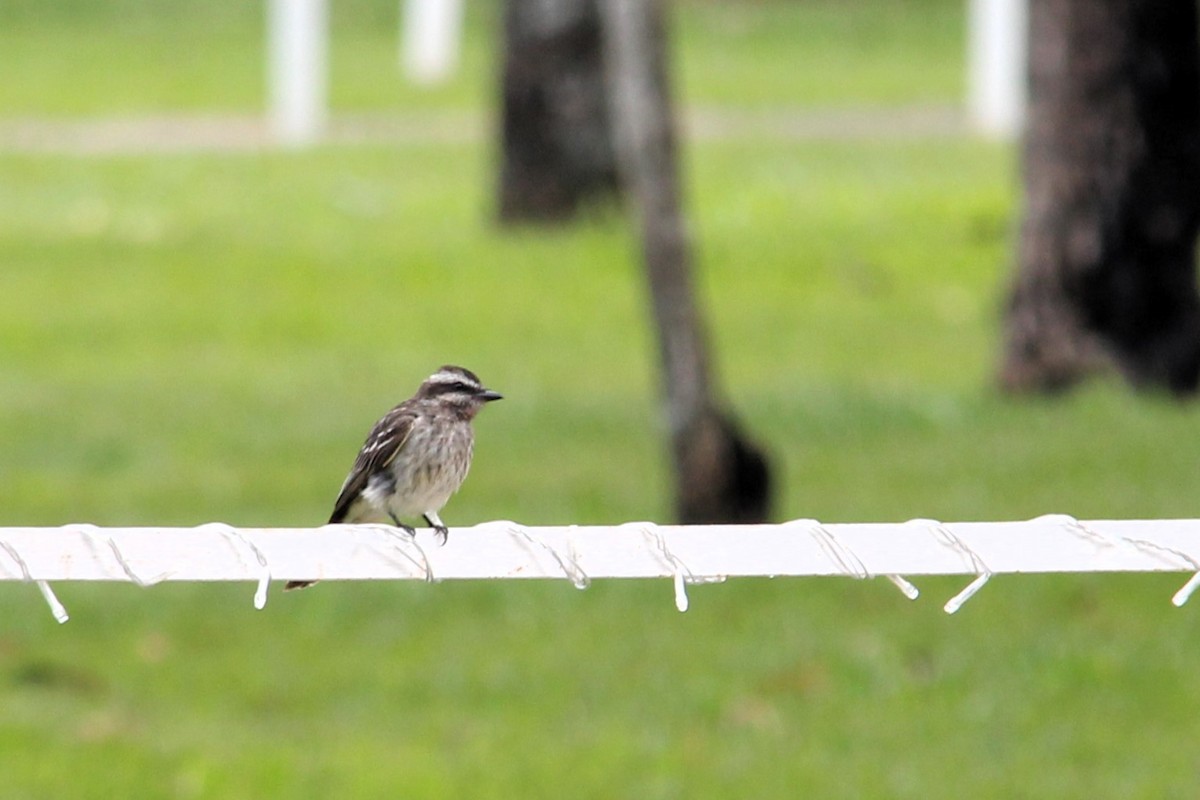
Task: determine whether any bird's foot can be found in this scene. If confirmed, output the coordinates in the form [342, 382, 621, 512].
[388, 513, 417, 538]
[423, 513, 449, 546]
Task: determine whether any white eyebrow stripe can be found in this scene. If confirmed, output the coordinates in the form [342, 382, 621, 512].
[427, 369, 478, 387]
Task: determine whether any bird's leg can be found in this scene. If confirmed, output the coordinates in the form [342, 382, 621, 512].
[387, 512, 417, 538]
[424, 511, 449, 546]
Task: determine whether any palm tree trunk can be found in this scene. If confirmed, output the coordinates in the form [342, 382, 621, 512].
[599, 0, 772, 522]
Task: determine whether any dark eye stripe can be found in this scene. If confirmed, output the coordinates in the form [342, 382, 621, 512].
[431, 380, 474, 395]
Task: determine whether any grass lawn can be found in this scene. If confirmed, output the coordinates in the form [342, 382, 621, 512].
[3, 1, 1200, 797]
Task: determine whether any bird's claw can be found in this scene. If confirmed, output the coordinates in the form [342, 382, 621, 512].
[434, 526, 449, 546]
[388, 514, 417, 538]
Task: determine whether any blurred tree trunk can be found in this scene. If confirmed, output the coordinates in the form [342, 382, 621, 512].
[1000, 0, 1200, 394]
[497, 0, 620, 223]
[599, 0, 772, 523]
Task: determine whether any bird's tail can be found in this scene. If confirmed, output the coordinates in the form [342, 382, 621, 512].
[284, 580, 317, 591]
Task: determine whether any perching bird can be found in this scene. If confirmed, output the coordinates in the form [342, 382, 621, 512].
[285, 365, 502, 590]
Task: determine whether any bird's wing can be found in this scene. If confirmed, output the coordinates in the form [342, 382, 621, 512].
[328, 406, 417, 524]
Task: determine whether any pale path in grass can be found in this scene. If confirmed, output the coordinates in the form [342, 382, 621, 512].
[0, 106, 966, 155]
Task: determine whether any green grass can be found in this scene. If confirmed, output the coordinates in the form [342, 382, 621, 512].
[675, 0, 964, 108]
[4, 1, 1200, 797]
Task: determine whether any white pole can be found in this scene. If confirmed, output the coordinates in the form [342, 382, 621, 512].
[967, 0, 1027, 138]
[402, 0, 463, 84]
[268, 0, 328, 146]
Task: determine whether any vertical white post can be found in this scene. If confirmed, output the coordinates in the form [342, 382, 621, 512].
[402, 0, 463, 84]
[268, 0, 328, 147]
[967, 0, 1027, 139]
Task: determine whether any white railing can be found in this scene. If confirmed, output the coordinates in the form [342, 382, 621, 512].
[967, 0, 1026, 137]
[4, 516, 1200, 623]
[264, 0, 1027, 146]
[267, 0, 328, 145]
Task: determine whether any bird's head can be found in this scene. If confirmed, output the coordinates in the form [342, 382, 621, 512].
[418, 365, 503, 418]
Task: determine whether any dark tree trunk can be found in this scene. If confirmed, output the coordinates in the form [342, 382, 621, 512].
[497, 0, 621, 223]
[599, 0, 772, 523]
[1000, 0, 1200, 394]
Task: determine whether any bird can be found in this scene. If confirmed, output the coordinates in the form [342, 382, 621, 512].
[285, 365, 502, 590]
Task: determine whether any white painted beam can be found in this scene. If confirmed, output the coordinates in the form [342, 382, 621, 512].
[402, 0, 463, 84]
[5, 516, 1200, 622]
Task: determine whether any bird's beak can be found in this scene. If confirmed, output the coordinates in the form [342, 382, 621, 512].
[479, 389, 504, 402]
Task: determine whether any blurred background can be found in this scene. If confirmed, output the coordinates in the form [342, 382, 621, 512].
[3, 0, 1200, 796]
